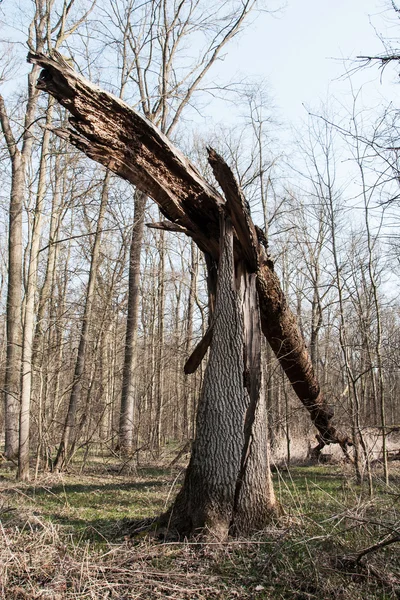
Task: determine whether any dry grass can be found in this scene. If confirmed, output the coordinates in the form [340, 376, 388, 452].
[0, 521, 229, 599]
[0, 458, 399, 599]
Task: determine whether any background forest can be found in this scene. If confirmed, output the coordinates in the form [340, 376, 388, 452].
[1, 0, 400, 478]
[1, 2, 400, 599]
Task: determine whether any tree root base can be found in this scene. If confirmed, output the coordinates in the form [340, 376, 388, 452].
[122, 501, 286, 543]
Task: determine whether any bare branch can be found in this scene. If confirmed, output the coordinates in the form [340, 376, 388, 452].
[146, 220, 191, 235]
[357, 53, 400, 66]
[184, 323, 213, 374]
[0, 95, 18, 161]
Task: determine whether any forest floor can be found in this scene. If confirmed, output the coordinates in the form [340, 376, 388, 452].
[0, 451, 399, 599]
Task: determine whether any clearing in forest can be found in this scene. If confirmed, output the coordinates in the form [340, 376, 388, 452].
[0, 456, 399, 599]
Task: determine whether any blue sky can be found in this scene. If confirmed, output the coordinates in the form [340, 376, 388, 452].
[213, 0, 399, 126]
[1, 0, 398, 129]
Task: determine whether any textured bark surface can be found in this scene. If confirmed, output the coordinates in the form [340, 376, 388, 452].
[164, 217, 276, 539]
[207, 148, 259, 271]
[233, 266, 278, 533]
[28, 51, 349, 448]
[233, 368, 277, 532]
[29, 52, 223, 256]
[256, 266, 347, 445]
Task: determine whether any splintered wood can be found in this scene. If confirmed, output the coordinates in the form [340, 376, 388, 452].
[28, 50, 350, 449]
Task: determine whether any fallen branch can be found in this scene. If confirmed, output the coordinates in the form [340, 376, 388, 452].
[356, 533, 400, 563]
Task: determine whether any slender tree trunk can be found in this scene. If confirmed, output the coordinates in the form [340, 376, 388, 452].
[31, 157, 62, 469]
[328, 192, 373, 491]
[48, 226, 70, 440]
[18, 97, 55, 481]
[364, 207, 388, 484]
[3, 153, 24, 460]
[32, 145, 63, 370]
[53, 171, 110, 470]
[119, 190, 147, 455]
[153, 227, 165, 451]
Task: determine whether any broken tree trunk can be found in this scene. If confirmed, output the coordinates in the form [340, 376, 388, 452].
[161, 216, 277, 539]
[27, 51, 349, 450]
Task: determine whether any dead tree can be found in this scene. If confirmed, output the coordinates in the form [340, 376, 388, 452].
[28, 51, 350, 536]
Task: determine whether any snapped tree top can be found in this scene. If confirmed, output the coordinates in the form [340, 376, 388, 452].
[28, 50, 350, 451]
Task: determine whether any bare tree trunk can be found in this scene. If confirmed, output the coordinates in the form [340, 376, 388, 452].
[119, 190, 146, 455]
[153, 227, 165, 451]
[17, 97, 56, 480]
[2, 151, 24, 460]
[0, 59, 41, 459]
[326, 185, 373, 491]
[46, 216, 72, 453]
[359, 161, 389, 485]
[53, 171, 110, 470]
[32, 144, 63, 370]
[183, 240, 197, 439]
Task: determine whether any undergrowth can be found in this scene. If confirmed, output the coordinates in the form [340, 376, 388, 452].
[0, 456, 399, 599]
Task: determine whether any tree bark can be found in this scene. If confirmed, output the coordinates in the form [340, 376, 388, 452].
[18, 96, 56, 481]
[162, 216, 277, 539]
[232, 265, 277, 533]
[118, 190, 146, 456]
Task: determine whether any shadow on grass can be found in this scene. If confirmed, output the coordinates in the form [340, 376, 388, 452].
[2, 477, 174, 542]
[49, 513, 146, 542]
[25, 479, 167, 497]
